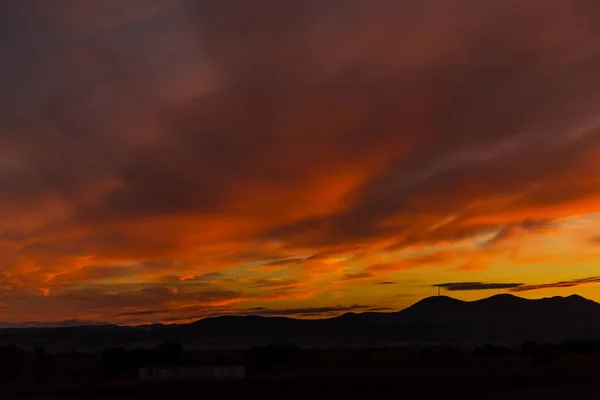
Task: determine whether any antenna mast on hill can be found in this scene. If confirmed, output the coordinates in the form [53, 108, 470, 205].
[437, 286, 440, 296]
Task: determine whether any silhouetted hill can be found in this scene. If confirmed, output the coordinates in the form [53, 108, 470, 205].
[4, 295, 600, 350]
[400, 295, 467, 316]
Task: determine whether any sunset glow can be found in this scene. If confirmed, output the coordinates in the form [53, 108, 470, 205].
[2, 0, 600, 327]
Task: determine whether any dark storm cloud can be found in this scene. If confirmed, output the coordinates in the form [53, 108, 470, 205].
[510, 277, 600, 292]
[434, 282, 524, 291]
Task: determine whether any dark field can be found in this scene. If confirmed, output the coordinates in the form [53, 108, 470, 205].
[6, 376, 600, 400]
[7, 362, 600, 400]
[5, 343, 600, 399]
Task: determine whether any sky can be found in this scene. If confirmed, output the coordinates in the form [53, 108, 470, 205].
[1, 0, 600, 327]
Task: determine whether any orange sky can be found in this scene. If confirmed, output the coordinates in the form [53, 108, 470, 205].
[2, 0, 600, 327]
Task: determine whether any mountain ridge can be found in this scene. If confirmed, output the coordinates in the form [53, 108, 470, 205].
[3, 294, 600, 350]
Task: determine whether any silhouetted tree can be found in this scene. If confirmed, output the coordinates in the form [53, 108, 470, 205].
[559, 339, 600, 354]
[304, 348, 320, 365]
[474, 344, 508, 358]
[521, 342, 555, 365]
[216, 353, 229, 366]
[520, 341, 539, 356]
[101, 347, 129, 377]
[421, 347, 442, 365]
[443, 347, 458, 363]
[354, 349, 370, 365]
[246, 344, 301, 368]
[0, 344, 27, 382]
[33, 347, 52, 390]
[155, 342, 187, 365]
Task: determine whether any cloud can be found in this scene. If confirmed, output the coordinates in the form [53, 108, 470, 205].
[368, 307, 394, 312]
[476, 219, 556, 248]
[237, 304, 372, 317]
[262, 258, 305, 267]
[244, 278, 300, 290]
[375, 281, 396, 285]
[0, 281, 245, 326]
[366, 251, 454, 275]
[589, 236, 600, 244]
[49, 265, 140, 285]
[64, 285, 243, 313]
[434, 282, 524, 291]
[116, 304, 373, 321]
[0, 319, 112, 329]
[435, 276, 600, 293]
[510, 277, 600, 292]
[343, 272, 374, 281]
[2, 0, 600, 324]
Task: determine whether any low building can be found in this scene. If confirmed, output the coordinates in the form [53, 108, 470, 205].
[212, 366, 245, 380]
[138, 366, 245, 382]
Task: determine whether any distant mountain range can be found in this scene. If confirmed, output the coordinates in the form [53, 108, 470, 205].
[3, 294, 600, 351]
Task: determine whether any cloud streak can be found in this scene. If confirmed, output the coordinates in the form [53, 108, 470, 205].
[510, 277, 600, 292]
[434, 282, 524, 291]
[114, 303, 373, 322]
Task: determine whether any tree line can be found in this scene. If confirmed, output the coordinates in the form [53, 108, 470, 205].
[2, 339, 600, 381]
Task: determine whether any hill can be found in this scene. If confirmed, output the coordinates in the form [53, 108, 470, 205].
[3, 294, 600, 350]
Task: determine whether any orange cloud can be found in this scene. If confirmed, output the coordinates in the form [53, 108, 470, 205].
[2, 0, 600, 325]
[510, 277, 600, 293]
[367, 251, 455, 275]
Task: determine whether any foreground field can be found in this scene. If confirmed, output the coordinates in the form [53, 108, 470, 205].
[7, 365, 600, 400]
[7, 382, 600, 400]
[5, 342, 600, 399]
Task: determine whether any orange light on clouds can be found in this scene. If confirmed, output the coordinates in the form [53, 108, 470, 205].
[2, 0, 600, 326]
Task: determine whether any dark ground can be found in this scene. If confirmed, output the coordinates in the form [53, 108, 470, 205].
[6, 365, 600, 400]
[6, 381, 600, 400]
[5, 342, 600, 399]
